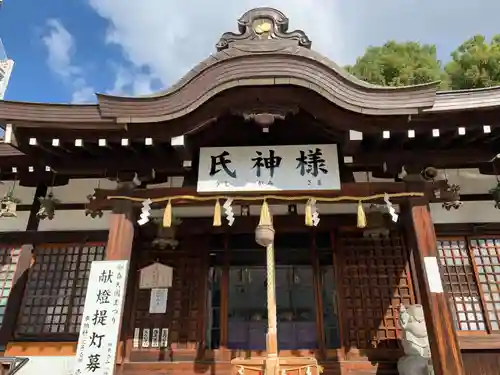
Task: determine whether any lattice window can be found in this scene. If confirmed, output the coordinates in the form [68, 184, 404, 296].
[339, 231, 414, 349]
[15, 243, 105, 338]
[437, 239, 485, 331]
[470, 238, 500, 331]
[437, 237, 500, 333]
[0, 246, 21, 326]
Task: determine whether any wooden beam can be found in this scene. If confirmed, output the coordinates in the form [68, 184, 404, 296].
[86, 181, 445, 212]
[341, 130, 363, 156]
[43, 154, 185, 175]
[351, 148, 497, 169]
[171, 135, 193, 169]
[402, 200, 465, 375]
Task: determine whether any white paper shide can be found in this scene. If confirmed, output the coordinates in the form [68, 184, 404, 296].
[73, 260, 129, 375]
[197, 144, 341, 192]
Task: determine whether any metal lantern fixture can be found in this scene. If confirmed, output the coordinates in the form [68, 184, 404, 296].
[0, 180, 21, 218]
[37, 192, 60, 220]
[441, 183, 463, 211]
[153, 216, 182, 249]
[363, 205, 390, 238]
[490, 182, 500, 209]
[490, 161, 500, 209]
[0, 192, 20, 218]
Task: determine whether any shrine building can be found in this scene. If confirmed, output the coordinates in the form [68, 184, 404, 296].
[1, 7, 500, 375]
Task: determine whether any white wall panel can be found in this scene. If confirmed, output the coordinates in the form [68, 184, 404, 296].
[0, 182, 35, 204]
[38, 210, 110, 231]
[51, 179, 117, 204]
[430, 201, 500, 224]
[0, 211, 30, 232]
[354, 168, 498, 195]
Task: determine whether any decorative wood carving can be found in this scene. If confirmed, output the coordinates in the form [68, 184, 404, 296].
[216, 8, 312, 51]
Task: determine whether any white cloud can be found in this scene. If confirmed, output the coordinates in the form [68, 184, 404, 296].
[42, 19, 95, 103]
[87, 0, 500, 96]
[107, 64, 157, 96]
[87, 0, 344, 95]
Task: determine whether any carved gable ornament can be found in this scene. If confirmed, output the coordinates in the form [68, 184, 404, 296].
[216, 7, 312, 51]
[139, 262, 173, 289]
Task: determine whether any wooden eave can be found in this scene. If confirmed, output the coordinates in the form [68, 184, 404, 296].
[95, 43, 440, 121]
[424, 87, 500, 113]
[2, 51, 500, 134]
[0, 101, 117, 127]
[1, 5, 500, 139]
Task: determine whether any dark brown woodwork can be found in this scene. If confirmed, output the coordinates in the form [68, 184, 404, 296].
[129, 236, 207, 362]
[462, 351, 500, 375]
[351, 149, 499, 170]
[25, 184, 48, 231]
[337, 230, 413, 358]
[0, 230, 109, 245]
[0, 245, 32, 347]
[15, 242, 106, 340]
[403, 201, 465, 375]
[3, 106, 500, 183]
[310, 233, 326, 358]
[219, 234, 229, 350]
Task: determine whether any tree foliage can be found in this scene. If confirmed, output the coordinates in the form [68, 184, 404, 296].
[445, 35, 500, 90]
[345, 35, 500, 90]
[345, 41, 446, 88]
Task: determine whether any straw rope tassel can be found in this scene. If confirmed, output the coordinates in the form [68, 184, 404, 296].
[163, 200, 172, 227]
[213, 199, 222, 227]
[305, 199, 313, 227]
[357, 201, 367, 228]
[258, 200, 272, 226]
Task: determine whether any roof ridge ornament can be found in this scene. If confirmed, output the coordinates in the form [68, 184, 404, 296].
[216, 7, 312, 51]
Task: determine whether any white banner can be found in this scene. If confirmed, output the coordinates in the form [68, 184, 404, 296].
[197, 144, 340, 192]
[73, 260, 129, 375]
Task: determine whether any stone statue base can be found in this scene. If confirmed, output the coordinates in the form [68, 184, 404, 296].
[398, 355, 434, 375]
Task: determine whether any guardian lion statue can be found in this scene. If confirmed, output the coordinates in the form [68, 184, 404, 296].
[397, 304, 434, 375]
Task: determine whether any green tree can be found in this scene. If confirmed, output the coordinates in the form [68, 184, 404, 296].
[445, 35, 500, 90]
[345, 41, 448, 88]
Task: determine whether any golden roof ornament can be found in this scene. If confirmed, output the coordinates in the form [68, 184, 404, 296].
[254, 21, 272, 35]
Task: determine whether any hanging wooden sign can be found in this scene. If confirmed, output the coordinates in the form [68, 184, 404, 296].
[139, 262, 173, 289]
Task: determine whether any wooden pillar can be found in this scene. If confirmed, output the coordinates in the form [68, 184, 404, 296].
[106, 199, 135, 260]
[402, 199, 465, 375]
[105, 182, 136, 368]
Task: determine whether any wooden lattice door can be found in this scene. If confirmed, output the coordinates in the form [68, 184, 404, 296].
[129, 236, 208, 361]
[337, 230, 415, 351]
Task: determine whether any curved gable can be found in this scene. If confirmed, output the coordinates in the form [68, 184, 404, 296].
[96, 7, 439, 122]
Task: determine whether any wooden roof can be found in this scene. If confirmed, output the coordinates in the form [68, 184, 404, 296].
[1, 7, 500, 184]
[1, 7, 500, 127]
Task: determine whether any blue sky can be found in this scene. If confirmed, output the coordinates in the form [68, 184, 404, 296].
[0, 0, 113, 103]
[1, 0, 499, 104]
